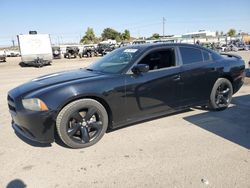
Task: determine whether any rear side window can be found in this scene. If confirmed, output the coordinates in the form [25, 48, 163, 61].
[202, 51, 211, 61]
[211, 52, 222, 61]
[179, 47, 203, 65]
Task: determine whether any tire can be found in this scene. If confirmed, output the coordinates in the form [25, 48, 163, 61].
[56, 99, 108, 148]
[209, 78, 233, 111]
[87, 52, 90, 58]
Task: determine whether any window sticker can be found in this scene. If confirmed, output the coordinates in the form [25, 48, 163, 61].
[124, 49, 138, 53]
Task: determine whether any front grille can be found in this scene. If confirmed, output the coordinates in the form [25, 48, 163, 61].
[7, 95, 16, 112]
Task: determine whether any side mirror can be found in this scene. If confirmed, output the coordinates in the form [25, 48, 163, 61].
[131, 64, 149, 74]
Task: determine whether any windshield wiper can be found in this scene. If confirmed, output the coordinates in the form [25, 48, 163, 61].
[86, 68, 94, 71]
[85, 68, 104, 74]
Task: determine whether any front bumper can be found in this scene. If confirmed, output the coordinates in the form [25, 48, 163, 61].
[8, 94, 55, 143]
[10, 111, 55, 143]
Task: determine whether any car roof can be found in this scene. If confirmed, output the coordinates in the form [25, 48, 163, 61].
[122, 43, 212, 52]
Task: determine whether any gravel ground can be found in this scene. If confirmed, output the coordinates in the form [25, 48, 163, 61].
[0, 52, 249, 188]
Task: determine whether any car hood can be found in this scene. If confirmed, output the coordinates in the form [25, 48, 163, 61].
[32, 69, 100, 84]
[9, 69, 102, 97]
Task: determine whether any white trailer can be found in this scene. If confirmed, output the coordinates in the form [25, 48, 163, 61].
[17, 34, 53, 67]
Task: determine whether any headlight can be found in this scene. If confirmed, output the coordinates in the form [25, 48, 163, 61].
[22, 98, 49, 111]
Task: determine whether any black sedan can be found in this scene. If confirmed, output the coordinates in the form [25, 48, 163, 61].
[8, 43, 245, 148]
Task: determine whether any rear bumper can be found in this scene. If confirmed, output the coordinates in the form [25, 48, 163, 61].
[233, 78, 244, 94]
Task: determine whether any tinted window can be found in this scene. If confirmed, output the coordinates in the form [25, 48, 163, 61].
[202, 51, 210, 61]
[180, 47, 203, 65]
[138, 49, 175, 71]
[211, 52, 222, 61]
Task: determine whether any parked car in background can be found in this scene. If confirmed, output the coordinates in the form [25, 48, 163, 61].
[64, 46, 80, 59]
[216, 44, 230, 52]
[200, 43, 216, 51]
[8, 43, 245, 149]
[96, 43, 115, 56]
[228, 44, 238, 52]
[0, 50, 6, 62]
[132, 40, 146, 45]
[5, 50, 20, 57]
[52, 46, 61, 59]
[119, 41, 131, 47]
[81, 45, 96, 58]
[237, 44, 249, 51]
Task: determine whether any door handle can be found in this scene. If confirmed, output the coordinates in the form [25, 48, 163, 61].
[173, 75, 181, 81]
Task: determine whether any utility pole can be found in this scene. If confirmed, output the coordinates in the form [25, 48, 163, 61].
[57, 35, 60, 45]
[162, 17, 166, 38]
[79, 33, 82, 43]
[11, 38, 15, 47]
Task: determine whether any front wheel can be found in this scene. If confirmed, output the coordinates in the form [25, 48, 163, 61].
[209, 78, 233, 111]
[56, 99, 108, 148]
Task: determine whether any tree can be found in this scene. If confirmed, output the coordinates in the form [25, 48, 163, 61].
[101, 28, 120, 40]
[115, 35, 122, 42]
[227, 29, 236, 37]
[80, 27, 96, 44]
[147, 33, 160, 40]
[121, 29, 130, 41]
[152, 33, 160, 39]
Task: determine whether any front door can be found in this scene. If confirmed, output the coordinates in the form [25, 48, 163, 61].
[124, 48, 182, 121]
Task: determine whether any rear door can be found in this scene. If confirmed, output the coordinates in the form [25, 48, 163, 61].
[178, 46, 218, 107]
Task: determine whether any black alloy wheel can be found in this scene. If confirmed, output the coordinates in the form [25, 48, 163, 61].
[215, 83, 231, 108]
[67, 108, 102, 143]
[56, 99, 108, 148]
[209, 78, 233, 110]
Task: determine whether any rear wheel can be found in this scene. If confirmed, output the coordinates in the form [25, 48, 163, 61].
[209, 78, 233, 111]
[56, 99, 108, 148]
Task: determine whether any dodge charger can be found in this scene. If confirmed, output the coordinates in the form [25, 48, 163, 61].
[8, 43, 245, 148]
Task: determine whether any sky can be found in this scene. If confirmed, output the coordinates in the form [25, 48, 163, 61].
[0, 0, 250, 46]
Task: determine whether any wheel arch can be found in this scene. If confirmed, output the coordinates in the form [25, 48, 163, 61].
[220, 74, 235, 93]
[56, 95, 113, 130]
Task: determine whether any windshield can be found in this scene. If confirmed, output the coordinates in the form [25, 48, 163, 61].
[87, 47, 141, 74]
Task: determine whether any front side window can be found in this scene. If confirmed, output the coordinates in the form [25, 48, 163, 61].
[179, 47, 203, 65]
[138, 49, 176, 71]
